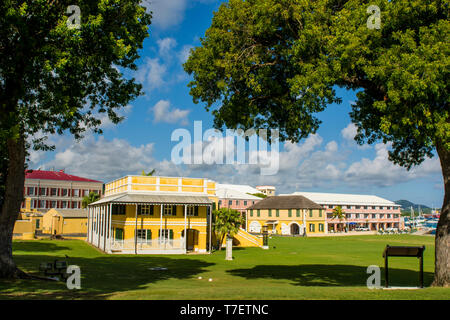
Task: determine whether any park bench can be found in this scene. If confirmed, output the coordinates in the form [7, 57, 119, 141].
[382, 245, 425, 288]
[39, 260, 69, 280]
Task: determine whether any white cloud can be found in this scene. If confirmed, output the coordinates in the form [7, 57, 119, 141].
[341, 123, 358, 142]
[178, 44, 194, 64]
[142, 0, 187, 30]
[136, 58, 167, 92]
[40, 135, 181, 182]
[343, 143, 441, 187]
[157, 37, 177, 57]
[341, 122, 371, 150]
[151, 100, 190, 125]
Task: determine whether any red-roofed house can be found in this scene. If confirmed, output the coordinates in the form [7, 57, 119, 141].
[23, 170, 103, 212]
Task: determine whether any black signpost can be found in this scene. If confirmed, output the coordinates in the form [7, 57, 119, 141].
[382, 245, 426, 288]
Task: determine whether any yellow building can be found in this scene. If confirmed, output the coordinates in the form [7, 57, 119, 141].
[88, 176, 218, 254]
[13, 198, 43, 240]
[246, 195, 327, 236]
[41, 209, 88, 237]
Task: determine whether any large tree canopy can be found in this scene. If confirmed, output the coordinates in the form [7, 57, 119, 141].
[184, 0, 449, 286]
[0, 0, 151, 278]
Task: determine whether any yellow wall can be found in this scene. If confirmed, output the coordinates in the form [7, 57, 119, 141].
[61, 218, 88, 234]
[110, 204, 209, 252]
[247, 208, 326, 235]
[42, 209, 87, 235]
[104, 176, 216, 197]
[14, 198, 43, 239]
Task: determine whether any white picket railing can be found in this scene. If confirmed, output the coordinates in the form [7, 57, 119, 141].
[111, 238, 185, 251]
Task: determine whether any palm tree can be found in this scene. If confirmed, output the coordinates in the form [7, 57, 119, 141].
[332, 206, 346, 232]
[81, 192, 100, 209]
[212, 208, 243, 255]
[141, 169, 156, 176]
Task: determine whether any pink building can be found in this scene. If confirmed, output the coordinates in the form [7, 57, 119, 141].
[216, 184, 262, 219]
[283, 192, 403, 232]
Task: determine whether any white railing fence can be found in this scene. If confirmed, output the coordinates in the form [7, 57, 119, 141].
[111, 238, 185, 251]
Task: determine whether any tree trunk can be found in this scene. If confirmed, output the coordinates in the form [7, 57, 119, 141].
[0, 134, 27, 279]
[432, 142, 450, 287]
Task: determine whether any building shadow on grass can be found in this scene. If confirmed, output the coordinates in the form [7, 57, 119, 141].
[12, 241, 72, 252]
[227, 264, 434, 287]
[0, 253, 215, 300]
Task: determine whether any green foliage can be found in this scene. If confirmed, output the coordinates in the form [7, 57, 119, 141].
[0, 0, 152, 145]
[332, 206, 346, 220]
[141, 169, 156, 176]
[184, 0, 449, 168]
[212, 208, 244, 249]
[81, 192, 100, 209]
[247, 192, 267, 198]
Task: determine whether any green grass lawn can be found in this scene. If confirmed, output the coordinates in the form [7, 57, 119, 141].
[1, 235, 449, 300]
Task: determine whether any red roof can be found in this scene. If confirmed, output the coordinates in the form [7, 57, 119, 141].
[25, 170, 102, 183]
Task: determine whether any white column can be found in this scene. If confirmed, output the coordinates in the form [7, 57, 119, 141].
[209, 205, 212, 254]
[184, 205, 187, 251]
[101, 206, 105, 251]
[103, 204, 108, 251]
[108, 203, 113, 253]
[135, 204, 138, 254]
[96, 206, 99, 244]
[160, 204, 163, 247]
[97, 206, 102, 248]
[86, 206, 91, 243]
[91, 206, 96, 243]
[93, 207, 96, 244]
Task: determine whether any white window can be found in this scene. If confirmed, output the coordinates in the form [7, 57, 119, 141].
[139, 205, 152, 215]
[163, 205, 176, 216]
[187, 206, 199, 216]
[28, 187, 35, 196]
[50, 188, 57, 196]
[136, 229, 151, 243]
[249, 221, 261, 233]
[62, 189, 68, 197]
[62, 201, 68, 209]
[51, 201, 57, 208]
[39, 200, 46, 208]
[39, 188, 46, 196]
[73, 189, 80, 197]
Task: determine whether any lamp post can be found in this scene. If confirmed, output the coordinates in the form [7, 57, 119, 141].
[262, 225, 269, 249]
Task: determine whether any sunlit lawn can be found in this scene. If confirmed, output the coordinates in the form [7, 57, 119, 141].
[0, 235, 448, 300]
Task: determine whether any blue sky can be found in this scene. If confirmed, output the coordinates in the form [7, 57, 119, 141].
[30, 0, 444, 208]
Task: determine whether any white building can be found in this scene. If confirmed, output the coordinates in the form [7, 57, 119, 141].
[281, 191, 403, 231]
[256, 185, 276, 196]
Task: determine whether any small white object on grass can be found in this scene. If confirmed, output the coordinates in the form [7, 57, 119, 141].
[149, 267, 168, 271]
[198, 276, 202, 280]
[208, 278, 213, 282]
